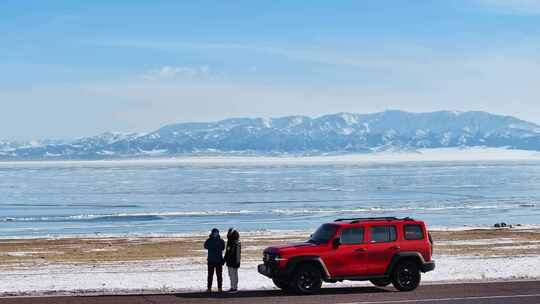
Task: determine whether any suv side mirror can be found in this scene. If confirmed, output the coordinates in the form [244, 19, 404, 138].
[332, 237, 341, 249]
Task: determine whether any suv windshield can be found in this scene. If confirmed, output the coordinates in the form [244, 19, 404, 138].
[309, 224, 338, 244]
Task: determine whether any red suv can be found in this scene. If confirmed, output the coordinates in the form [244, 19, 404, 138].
[258, 217, 435, 294]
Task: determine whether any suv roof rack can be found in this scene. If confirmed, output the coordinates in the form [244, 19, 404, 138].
[334, 217, 415, 223]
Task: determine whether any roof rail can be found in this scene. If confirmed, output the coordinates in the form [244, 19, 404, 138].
[334, 217, 399, 222]
[334, 217, 416, 223]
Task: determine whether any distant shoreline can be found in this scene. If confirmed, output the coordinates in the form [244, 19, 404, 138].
[1, 225, 540, 240]
[1, 147, 540, 165]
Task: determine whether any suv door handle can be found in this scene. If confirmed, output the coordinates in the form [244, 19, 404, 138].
[355, 248, 367, 252]
[390, 246, 400, 250]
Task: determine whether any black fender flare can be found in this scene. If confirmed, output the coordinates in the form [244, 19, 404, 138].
[385, 252, 426, 276]
[284, 256, 331, 280]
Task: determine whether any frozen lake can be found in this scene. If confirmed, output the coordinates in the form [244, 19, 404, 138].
[1, 157, 540, 237]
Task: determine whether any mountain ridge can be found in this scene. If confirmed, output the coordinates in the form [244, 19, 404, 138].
[2, 110, 540, 160]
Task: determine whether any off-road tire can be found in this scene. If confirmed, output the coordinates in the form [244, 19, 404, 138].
[370, 278, 391, 287]
[291, 264, 322, 295]
[391, 261, 421, 291]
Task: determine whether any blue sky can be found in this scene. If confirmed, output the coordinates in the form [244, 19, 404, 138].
[1, 0, 540, 139]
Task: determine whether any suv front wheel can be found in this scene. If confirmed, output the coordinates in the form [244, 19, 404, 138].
[291, 264, 322, 294]
[391, 261, 421, 291]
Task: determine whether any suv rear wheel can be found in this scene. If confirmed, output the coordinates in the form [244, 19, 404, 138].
[370, 278, 391, 287]
[391, 261, 421, 291]
[291, 264, 322, 294]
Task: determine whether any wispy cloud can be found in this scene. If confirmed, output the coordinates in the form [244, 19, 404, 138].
[478, 0, 540, 15]
[109, 40, 263, 52]
[105, 39, 437, 71]
[140, 65, 211, 80]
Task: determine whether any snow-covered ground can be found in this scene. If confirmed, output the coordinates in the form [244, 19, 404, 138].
[1, 254, 539, 296]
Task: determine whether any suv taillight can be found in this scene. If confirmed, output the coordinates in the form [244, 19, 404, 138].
[428, 232, 434, 254]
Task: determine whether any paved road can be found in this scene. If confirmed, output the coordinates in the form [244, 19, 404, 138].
[1, 281, 539, 304]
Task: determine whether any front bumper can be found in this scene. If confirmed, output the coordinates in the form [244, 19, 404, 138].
[258, 264, 273, 278]
[421, 260, 436, 273]
[258, 263, 290, 279]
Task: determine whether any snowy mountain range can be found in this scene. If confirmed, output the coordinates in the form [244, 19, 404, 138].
[2, 110, 540, 160]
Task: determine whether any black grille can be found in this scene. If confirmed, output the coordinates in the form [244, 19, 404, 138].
[263, 252, 278, 264]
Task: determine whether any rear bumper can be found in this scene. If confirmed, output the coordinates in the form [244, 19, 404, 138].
[421, 260, 436, 273]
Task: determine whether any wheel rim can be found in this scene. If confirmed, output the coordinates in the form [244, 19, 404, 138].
[298, 271, 315, 290]
[398, 266, 417, 288]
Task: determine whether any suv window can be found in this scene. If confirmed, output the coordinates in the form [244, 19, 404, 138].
[340, 227, 364, 244]
[309, 224, 338, 244]
[404, 224, 424, 240]
[370, 225, 397, 243]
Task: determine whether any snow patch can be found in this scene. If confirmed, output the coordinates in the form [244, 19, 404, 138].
[97, 150, 116, 156]
[441, 132, 452, 146]
[362, 122, 370, 133]
[341, 128, 354, 135]
[262, 118, 272, 128]
[437, 238, 518, 246]
[137, 149, 168, 156]
[44, 152, 61, 158]
[341, 113, 359, 125]
[415, 129, 429, 138]
[288, 117, 304, 127]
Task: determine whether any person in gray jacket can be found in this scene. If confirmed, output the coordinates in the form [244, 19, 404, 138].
[204, 228, 225, 292]
[224, 228, 241, 293]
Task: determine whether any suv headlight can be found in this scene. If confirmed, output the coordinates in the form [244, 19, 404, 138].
[263, 252, 286, 263]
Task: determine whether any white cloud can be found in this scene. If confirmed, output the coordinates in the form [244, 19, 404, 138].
[478, 0, 540, 15]
[140, 65, 211, 80]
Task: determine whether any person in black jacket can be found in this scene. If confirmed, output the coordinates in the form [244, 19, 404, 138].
[204, 228, 225, 292]
[224, 228, 241, 293]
